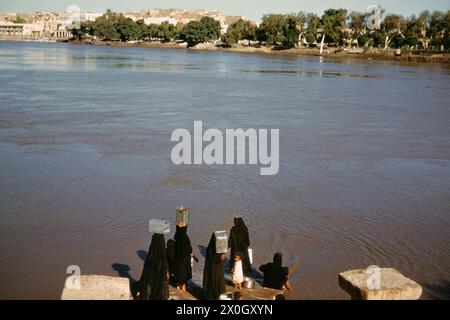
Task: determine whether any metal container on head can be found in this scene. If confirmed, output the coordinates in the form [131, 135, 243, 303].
[214, 230, 228, 254]
[176, 207, 190, 227]
[148, 219, 170, 235]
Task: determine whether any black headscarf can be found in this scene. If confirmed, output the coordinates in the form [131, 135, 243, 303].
[137, 233, 169, 300]
[273, 252, 283, 265]
[203, 233, 225, 300]
[259, 252, 289, 290]
[174, 225, 193, 286]
[228, 217, 251, 272]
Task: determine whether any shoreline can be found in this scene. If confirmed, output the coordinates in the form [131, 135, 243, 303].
[67, 40, 450, 64]
[2, 38, 449, 64]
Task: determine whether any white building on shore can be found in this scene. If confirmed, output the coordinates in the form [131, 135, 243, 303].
[0, 8, 245, 39]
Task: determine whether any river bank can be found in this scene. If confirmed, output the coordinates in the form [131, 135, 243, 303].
[65, 39, 450, 64]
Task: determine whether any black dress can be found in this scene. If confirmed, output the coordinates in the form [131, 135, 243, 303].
[203, 233, 225, 300]
[137, 233, 169, 300]
[228, 217, 251, 272]
[259, 253, 289, 290]
[166, 239, 177, 286]
[174, 225, 193, 286]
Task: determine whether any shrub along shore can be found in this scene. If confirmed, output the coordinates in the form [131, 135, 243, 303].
[66, 8, 450, 63]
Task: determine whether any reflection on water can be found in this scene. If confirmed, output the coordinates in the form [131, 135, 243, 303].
[240, 69, 379, 78]
[0, 41, 450, 299]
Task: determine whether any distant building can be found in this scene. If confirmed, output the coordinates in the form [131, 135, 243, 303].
[81, 12, 103, 22]
[0, 22, 25, 37]
[143, 17, 178, 25]
[23, 21, 44, 37]
[0, 21, 45, 38]
[124, 8, 244, 33]
[0, 8, 245, 39]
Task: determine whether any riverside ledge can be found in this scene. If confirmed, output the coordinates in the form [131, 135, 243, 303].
[61, 274, 284, 300]
[61, 275, 132, 300]
[338, 268, 422, 300]
[61, 269, 422, 300]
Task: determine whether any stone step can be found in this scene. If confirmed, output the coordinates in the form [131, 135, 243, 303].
[338, 267, 422, 300]
[61, 274, 284, 300]
[61, 275, 132, 300]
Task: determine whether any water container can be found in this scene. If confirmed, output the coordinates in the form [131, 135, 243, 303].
[214, 231, 228, 254]
[148, 219, 170, 234]
[219, 292, 233, 300]
[176, 207, 189, 227]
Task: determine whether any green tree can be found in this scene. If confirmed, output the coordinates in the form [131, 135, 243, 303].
[321, 9, 348, 46]
[180, 17, 221, 47]
[258, 14, 286, 44]
[221, 30, 238, 46]
[135, 19, 148, 40]
[369, 29, 387, 48]
[174, 22, 185, 40]
[428, 10, 450, 49]
[157, 21, 177, 42]
[382, 14, 406, 48]
[305, 13, 321, 45]
[416, 11, 431, 47]
[293, 12, 308, 43]
[349, 11, 368, 46]
[283, 15, 300, 48]
[258, 13, 310, 47]
[91, 9, 120, 41]
[200, 16, 222, 40]
[145, 23, 159, 40]
[180, 21, 204, 46]
[402, 14, 428, 48]
[69, 21, 92, 40]
[14, 15, 27, 24]
[221, 19, 257, 46]
[114, 16, 140, 41]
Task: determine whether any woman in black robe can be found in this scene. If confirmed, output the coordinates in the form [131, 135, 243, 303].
[228, 217, 251, 273]
[203, 233, 225, 300]
[136, 233, 169, 300]
[166, 239, 177, 286]
[259, 252, 292, 291]
[174, 225, 193, 291]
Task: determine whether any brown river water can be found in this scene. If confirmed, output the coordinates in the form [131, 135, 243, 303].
[0, 41, 449, 299]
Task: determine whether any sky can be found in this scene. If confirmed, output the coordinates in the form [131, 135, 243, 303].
[0, 0, 449, 21]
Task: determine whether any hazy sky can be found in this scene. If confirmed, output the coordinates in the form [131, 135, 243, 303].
[0, 0, 449, 21]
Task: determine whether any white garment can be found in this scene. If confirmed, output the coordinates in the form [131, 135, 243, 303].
[232, 260, 244, 284]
